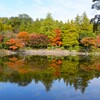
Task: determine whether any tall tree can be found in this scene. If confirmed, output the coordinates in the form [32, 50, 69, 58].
[19, 14, 33, 33]
[32, 19, 42, 33]
[62, 20, 79, 48]
[79, 12, 94, 41]
[9, 17, 20, 33]
[51, 29, 62, 46]
[91, 0, 100, 33]
[40, 13, 57, 39]
[9, 14, 33, 33]
[0, 18, 12, 32]
[75, 15, 81, 34]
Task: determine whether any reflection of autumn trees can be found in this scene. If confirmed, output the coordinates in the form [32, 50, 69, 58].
[0, 56, 100, 93]
[0, 67, 3, 72]
[95, 61, 100, 71]
[50, 59, 62, 77]
[6, 57, 31, 73]
[80, 58, 100, 71]
[5, 56, 50, 73]
[60, 56, 87, 93]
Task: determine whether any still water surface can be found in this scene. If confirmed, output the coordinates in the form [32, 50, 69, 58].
[0, 55, 100, 100]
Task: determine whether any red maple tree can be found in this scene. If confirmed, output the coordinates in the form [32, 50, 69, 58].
[51, 29, 62, 46]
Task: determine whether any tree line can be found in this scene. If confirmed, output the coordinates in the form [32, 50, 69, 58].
[0, 12, 100, 51]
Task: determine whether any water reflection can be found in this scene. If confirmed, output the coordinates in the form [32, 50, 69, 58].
[0, 55, 100, 95]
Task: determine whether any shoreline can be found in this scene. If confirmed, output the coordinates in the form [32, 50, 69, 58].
[0, 50, 16, 57]
[18, 49, 89, 56]
[0, 49, 100, 57]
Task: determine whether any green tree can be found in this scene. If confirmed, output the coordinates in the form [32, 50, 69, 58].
[0, 18, 12, 32]
[0, 21, 4, 32]
[40, 13, 57, 39]
[75, 15, 82, 35]
[19, 14, 33, 33]
[32, 18, 42, 34]
[78, 12, 94, 41]
[8, 14, 33, 33]
[62, 20, 79, 48]
[19, 22, 26, 32]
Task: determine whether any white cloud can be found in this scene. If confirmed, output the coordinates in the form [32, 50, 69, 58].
[0, 0, 99, 22]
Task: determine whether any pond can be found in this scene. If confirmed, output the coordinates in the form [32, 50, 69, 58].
[0, 55, 100, 100]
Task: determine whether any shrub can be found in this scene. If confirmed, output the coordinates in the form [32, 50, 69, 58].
[28, 34, 50, 48]
[5, 38, 24, 50]
[17, 32, 30, 45]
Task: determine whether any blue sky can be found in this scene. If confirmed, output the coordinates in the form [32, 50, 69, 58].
[0, 0, 98, 22]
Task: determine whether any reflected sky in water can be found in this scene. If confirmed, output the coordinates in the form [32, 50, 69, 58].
[0, 78, 100, 100]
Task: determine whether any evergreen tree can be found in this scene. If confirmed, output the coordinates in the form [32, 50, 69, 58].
[75, 15, 81, 34]
[32, 19, 42, 34]
[79, 12, 94, 40]
[91, 0, 100, 33]
[40, 13, 57, 39]
[62, 20, 79, 48]
[19, 22, 26, 32]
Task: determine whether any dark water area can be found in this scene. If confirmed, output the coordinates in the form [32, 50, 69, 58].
[0, 55, 100, 100]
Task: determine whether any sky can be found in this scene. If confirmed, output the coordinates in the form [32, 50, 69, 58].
[0, 0, 99, 22]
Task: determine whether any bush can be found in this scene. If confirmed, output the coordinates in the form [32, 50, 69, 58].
[17, 32, 30, 45]
[28, 34, 50, 48]
[5, 38, 24, 50]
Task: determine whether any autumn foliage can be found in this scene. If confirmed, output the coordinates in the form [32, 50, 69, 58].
[51, 29, 62, 46]
[80, 60, 100, 71]
[0, 35, 3, 43]
[17, 32, 30, 45]
[95, 34, 100, 47]
[50, 59, 62, 76]
[5, 38, 24, 50]
[6, 57, 31, 73]
[28, 34, 50, 48]
[81, 37, 96, 47]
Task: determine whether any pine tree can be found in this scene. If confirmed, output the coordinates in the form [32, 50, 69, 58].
[91, 0, 100, 33]
[79, 12, 94, 40]
[32, 19, 42, 34]
[40, 13, 57, 39]
[62, 20, 79, 48]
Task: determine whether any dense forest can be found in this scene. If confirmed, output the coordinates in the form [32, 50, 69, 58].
[0, 0, 99, 52]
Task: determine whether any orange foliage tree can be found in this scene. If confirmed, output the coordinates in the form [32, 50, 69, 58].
[51, 29, 62, 46]
[5, 38, 24, 50]
[81, 37, 96, 51]
[17, 32, 30, 45]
